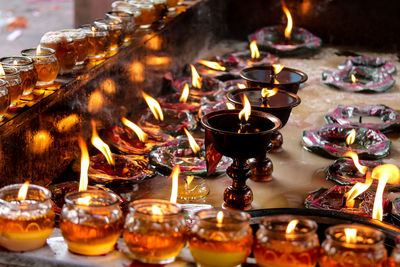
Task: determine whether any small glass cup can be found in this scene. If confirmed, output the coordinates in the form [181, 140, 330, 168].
[319, 224, 387, 267]
[79, 25, 110, 60]
[0, 79, 9, 120]
[0, 66, 23, 108]
[112, 1, 143, 28]
[21, 47, 59, 88]
[0, 57, 37, 100]
[131, 2, 157, 28]
[188, 208, 253, 267]
[0, 183, 55, 251]
[60, 29, 89, 66]
[40, 31, 77, 75]
[106, 11, 136, 46]
[254, 215, 319, 267]
[152, 0, 167, 19]
[60, 190, 123, 256]
[94, 19, 125, 55]
[123, 199, 186, 264]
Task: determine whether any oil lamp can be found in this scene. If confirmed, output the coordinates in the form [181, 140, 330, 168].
[319, 224, 387, 266]
[253, 216, 319, 267]
[240, 65, 307, 94]
[0, 65, 23, 110]
[227, 87, 300, 181]
[159, 83, 202, 113]
[188, 209, 253, 267]
[0, 79, 10, 120]
[0, 182, 55, 251]
[231, 40, 278, 67]
[338, 56, 396, 75]
[201, 95, 281, 210]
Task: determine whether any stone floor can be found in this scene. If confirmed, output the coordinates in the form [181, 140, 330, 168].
[0, 0, 73, 58]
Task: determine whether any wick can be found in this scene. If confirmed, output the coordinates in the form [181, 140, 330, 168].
[359, 116, 362, 123]
[270, 67, 275, 84]
[262, 96, 269, 107]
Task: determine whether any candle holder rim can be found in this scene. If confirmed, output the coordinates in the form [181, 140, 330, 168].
[240, 66, 308, 85]
[106, 10, 134, 18]
[59, 29, 87, 38]
[64, 189, 120, 208]
[0, 79, 8, 87]
[194, 208, 250, 225]
[21, 47, 56, 57]
[227, 87, 301, 110]
[0, 56, 34, 66]
[324, 223, 386, 247]
[128, 199, 182, 217]
[201, 109, 282, 136]
[0, 66, 19, 76]
[0, 183, 52, 209]
[259, 215, 318, 237]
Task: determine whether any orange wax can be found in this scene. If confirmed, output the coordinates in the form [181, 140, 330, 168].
[123, 230, 186, 261]
[253, 240, 319, 267]
[60, 218, 123, 256]
[188, 234, 253, 267]
[0, 210, 54, 252]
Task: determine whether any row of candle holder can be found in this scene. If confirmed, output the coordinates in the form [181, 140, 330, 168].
[1, 182, 399, 266]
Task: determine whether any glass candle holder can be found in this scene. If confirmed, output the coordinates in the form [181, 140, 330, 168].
[0, 56, 38, 99]
[188, 209, 253, 267]
[106, 11, 136, 46]
[166, 0, 180, 12]
[59, 29, 89, 66]
[123, 199, 186, 264]
[94, 19, 125, 56]
[0, 66, 22, 108]
[0, 184, 55, 251]
[319, 224, 387, 266]
[112, 1, 143, 28]
[79, 25, 110, 60]
[60, 190, 123, 256]
[0, 79, 9, 120]
[40, 31, 77, 75]
[21, 47, 59, 88]
[152, 0, 167, 19]
[254, 215, 319, 267]
[131, 2, 157, 28]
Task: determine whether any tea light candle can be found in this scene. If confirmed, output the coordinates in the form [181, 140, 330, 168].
[188, 209, 253, 267]
[123, 199, 186, 264]
[60, 190, 123, 256]
[253, 215, 319, 267]
[319, 224, 387, 266]
[0, 182, 55, 251]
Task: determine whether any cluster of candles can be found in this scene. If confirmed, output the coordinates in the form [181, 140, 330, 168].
[0, 0, 184, 121]
[1, 178, 399, 267]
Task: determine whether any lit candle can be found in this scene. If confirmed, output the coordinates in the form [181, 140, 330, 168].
[188, 209, 253, 267]
[319, 224, 387, 266]
[253, 216, 319, 267]
[0, 182, 55, 251]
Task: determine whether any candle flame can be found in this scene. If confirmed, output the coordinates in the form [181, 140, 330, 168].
[36, 44, 42, 56]
[17, 181, 30, 201]
[184, 128, 200, 154]
[282, 1, 293, 39]
[285, 219, 299, 234]
[122, 117, 148, 143]
[180, 83, 190, 103]
[91, 120, 115, 166]
[190, 64, 202, 89]
[372, 164, 400, 221]
[343, 151, 368, 175]
[345, 172, 373, 208]
[78, 136, 89, 192]
[186, 175, 194, 187]
[91, 26, 96, 32]
[142, 91, 164, 121]
[197, 60, 226, 71]
[346, 129, 356, 146]
[237, 83, 246, 89]
[272, 64, 284, 76]
[152, 205, 163, 215]
[0, 63, 5, 76]
[261, 88, 278, 98]
[351, 74, 358, 83]
[249, 40, 260, 59]
[170, 165, 180, 203]
[238, 94, 251, 122]
[345, 228, 357, 244]
[226, 102, 235, 110]
[76, 196, 92, 205]
[216, 211, 224, 224]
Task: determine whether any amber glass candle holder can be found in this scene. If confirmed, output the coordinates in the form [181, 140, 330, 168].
[79, 25, 110, 61]
[188, 209, 253, 267]
[254, 215, 319, 267]
[0, 79, 9, 120]
[0, 56, 37, 100]
[123, 199, 186, 264]
[131, 2, 157, 28]
[21, 47, 59, 88]
[59, 29, 89, 66]
[60, 190, 123, 256]
[112, 1, 143, 28]
[319, 224, 387, 266]
[40, 31, 77, 75]
[106, 11, 136, 46]
[0, 66, 22, 108]
[0, 184, 55, 252]
[153, 0, 167, 19]
[94, 19, 125, 56]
